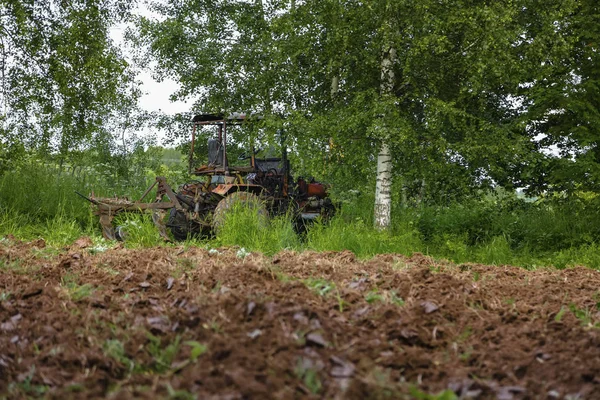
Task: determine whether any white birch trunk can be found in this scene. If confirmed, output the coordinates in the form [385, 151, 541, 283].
[374, 141, 392, 229]
[374, 46, 396, 230]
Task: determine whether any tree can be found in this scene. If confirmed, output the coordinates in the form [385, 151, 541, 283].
[518, 0, 600, 194]
[133, 0, 592, 224]
[0, 0, 139, 168]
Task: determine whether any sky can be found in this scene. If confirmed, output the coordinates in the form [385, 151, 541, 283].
[110, 10, 190, 145]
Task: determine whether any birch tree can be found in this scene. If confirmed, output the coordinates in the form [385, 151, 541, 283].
[374, 17, 395, 229]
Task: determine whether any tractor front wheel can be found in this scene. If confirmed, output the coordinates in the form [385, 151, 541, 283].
[167, 208, 202, 241]
[212, 191, 268, 234]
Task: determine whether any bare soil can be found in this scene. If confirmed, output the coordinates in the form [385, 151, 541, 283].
[1, 236, 600, 399]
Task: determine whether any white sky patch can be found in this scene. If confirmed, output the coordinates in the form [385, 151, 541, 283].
[109, 6, 192, 145]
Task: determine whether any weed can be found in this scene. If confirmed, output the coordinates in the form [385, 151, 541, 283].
[0, 291, 10, 301]
[103, 339, 136, 372]
[175, 257, 196, 278]
[145, 333, 182, 373]
[388, 291, 405, 306]
[7, 366, 49, 397]
[211, 281, 222, 293]
[275, 271, 295, 284]
[365, 289, 404, 306]
[409, 386, 458, 400]
[459, 346, 473, 361]
[61, 274, 95, 301]
[303, 277, 335, 296]
[333, 287, 347, 312]
[429, 265, 443, 273]
[503, 298, 516, 306]
[66, 383, 85, 392]
[166, 384, 197, 400]
[236, 247, 250, 258]
[184, 341, 208, 362]
[203, 319, 222, 334]
[569, 304, 600, 328]
[366, 367, 398, 398]
[554, 306, 567, 322]
[0, 259, 26, 274]
[293, 330, 307, 346]
[100, 265, 120, 276]
[89, 238, 111, 254]
[366, 290, 384, 304]
[48, 346, 64, 356]
[294, 358, 322, 394]
[457, 326, 472, 342]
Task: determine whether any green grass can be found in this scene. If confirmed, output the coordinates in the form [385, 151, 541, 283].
[113, 213, 165, 248]
[306, 215, 422, 258]
[294, 357, 322, 394]
[145, 332, 181, 373]
[214, 201, 300, 256]
[4, 164, 600, 271]
[61, 274, 96, 301]
[103, 339, 136, 372]
[303, 277, 336, 296]
[5, 366, 49, 397]
[365, 289, 404, 306]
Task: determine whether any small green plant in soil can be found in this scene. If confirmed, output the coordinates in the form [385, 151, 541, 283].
[409, 386, 458, 400]
[145, 333, 182, 373]
[303, 277, 335, 296]
[569, 304, 600, 328]
[554, 306, 567, 322]
[184, 341, 208, 362]
[203, 319, 222, 334]
[61, 274, 95, 301]
[0, 259, 27, 274]
[103, 339, 136, 372]
[365, 289, 405, 306]
[293, 358, 322, 395]
[7, 366, 49, 397]
[166, 384, 197, 400]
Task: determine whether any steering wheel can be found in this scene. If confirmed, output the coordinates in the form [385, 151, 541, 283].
[266, 168, 279, 177]
[238, 147, 263, 160]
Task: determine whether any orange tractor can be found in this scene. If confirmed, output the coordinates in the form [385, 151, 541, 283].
[80, 113, 335, 241]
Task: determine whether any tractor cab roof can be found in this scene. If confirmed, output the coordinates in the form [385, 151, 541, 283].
[192, 112, 263, 123]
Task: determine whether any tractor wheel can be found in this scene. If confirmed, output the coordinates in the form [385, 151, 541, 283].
[167, 208, 196, 241]
[212, 191, 268, 234]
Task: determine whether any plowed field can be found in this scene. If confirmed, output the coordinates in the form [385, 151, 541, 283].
[1, 237, 600, 399]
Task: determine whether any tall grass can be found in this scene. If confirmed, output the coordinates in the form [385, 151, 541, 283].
[3, 163, 600, 270]
[306, 216, 422, 258]
[112, 213, 165, 248]
[0, 159, 162, 243]
[214, 202, 300, 255]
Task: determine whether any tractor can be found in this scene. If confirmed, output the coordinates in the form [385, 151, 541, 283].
[81, 113, 335, 241]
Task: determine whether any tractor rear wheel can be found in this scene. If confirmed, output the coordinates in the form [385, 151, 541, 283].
[212, 191, 268, 234]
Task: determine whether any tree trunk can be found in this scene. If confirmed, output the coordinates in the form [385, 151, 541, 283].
[374, 141, 392, 228]
[374, 46, 396, 230]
